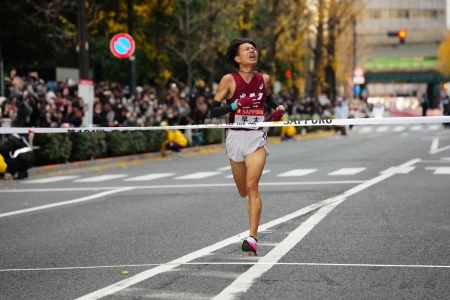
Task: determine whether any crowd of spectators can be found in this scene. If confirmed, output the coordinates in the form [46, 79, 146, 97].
[1, 69, 345, 131]
[0, 69, 219, 129]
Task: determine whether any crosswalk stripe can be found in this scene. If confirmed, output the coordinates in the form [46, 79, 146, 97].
[24, 176, 80, 184]
[328, 168, 366, 176]
[359, 127, 372, 133]
[217, 166, 231, 171]
[425, 167, 450, 174]
[74, 175, 128, 182]
[124, 173, 175, 181]
[393, 126, 405, 132]
[175, 172, 221, 179]
[225, 170, 270, 179]
[376, 126, 389, 132]
[277, 169, 317, 177]
[428, 125, 439, 130]
[410, 125, 423, 131]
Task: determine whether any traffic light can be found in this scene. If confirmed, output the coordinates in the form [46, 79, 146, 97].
[398, 29, 406, 44]
[285, 70, 292, 78]
[387, 29, 407, 44]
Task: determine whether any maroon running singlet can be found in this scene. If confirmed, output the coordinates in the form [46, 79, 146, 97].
[226, 72, 267, 127]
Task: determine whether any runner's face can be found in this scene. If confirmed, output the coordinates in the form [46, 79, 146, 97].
[236, 43, 258, 66]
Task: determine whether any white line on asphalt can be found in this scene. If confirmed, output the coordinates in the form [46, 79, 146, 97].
[123, 173, 175, 181]
[425, 167, 450, 174]
[216, 166, 231, 171]
[277, 169, 317, 177]
[0, 188, 134, 218]
[74, 174, 128, 182]
[23, 176, 80, 183]
[213, 199, 345, 300]
[429, 137, 450, 154]
[393, 126, 405, 132]
[175, 172, 222, 179]
[73, 199, 341, 300]
[328, 168, 366, 176]
[3, 262, 450, 272]
[226, 170, 270, 178]
[376, 126, 389, 132]
[0, 181, 366, 193]
[213, 158, 421, 300]
[74, 159, 420, 300]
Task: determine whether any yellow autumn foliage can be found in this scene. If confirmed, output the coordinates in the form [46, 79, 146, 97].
[437, 33, 450, 76]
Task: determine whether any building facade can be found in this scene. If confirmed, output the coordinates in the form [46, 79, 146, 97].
[356, 0, 448, 106]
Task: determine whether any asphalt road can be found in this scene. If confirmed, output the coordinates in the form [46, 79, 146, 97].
[1, 124, 450, 300]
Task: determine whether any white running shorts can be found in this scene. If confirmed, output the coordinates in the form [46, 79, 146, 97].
[225, 129, 269, 162]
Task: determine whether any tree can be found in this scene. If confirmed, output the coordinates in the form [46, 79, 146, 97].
[437, 33, 450, 76]
[166, 0, 208, 89]
[324, 0, 360, 102]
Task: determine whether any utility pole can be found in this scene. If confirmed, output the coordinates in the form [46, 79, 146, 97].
[77, 0, 90, 79]
[0, 43, 4, 97]
[352, 17, 358, 99]
[352, 18, 357, 71]
[128, 0, 136, 95]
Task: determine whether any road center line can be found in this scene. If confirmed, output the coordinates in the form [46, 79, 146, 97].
[0, 188, 134, 218]
[75, 159, 420, 300]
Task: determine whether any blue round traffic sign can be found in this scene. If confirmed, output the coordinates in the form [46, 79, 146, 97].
[110, 33, 135, 59]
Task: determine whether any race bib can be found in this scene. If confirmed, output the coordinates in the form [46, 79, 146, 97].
[235, 108, 264, 129]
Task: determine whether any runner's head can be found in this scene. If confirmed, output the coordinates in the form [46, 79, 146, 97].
[227, 38, 258, 69]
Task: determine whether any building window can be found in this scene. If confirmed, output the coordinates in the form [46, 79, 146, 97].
[398, 10, 409, 19]
[369, 10, 381, 19]
[367, 9, 443, 20]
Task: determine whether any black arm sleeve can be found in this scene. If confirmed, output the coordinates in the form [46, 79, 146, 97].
[265, 94, 279, 110]
[210, 100, 234, 118]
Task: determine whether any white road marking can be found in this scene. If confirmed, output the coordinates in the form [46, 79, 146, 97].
[23, 176, 80, 184]
[213, 159, 420, 300]
[410, 125, 423, 131]
[75, 159, 419, 300]
[225, 170, 270, 179]
[175, 172, 221, 179]
[3, 262, 450, 272]
[393, 126, 405, 132]
[74, 174, 128, 182]
[117, 289, 212, 300]
[277, 169, 317, 177]
[0, 188, 134, 218]
[429, 137, 450, 154]
[213, 198, 344, 300]
[217, 166, 231, 171]
[124, 173, 175, 181]
[328, 168, 366, 176]
[1, 181, 366, 194]
[376, 126, 389, 132]
[358, 126, 372, 133]
[428, 125, 440, 130]
[74, 199, 334, 300]
[425, 167, 450, 174]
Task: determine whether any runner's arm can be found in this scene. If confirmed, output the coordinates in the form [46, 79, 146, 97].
[210, 100, 235, 118]
[210, 75, 235, 118]
[263, 74, 285, 111]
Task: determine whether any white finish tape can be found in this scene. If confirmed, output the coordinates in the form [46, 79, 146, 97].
[0, 116, 449, 134]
